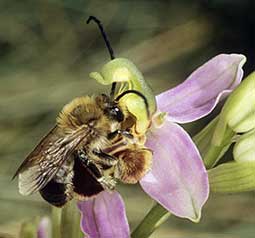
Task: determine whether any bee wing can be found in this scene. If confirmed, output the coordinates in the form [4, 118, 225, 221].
[14, 125, 89, 195]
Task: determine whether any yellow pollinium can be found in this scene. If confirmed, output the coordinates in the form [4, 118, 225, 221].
[90, 58, 157, 134]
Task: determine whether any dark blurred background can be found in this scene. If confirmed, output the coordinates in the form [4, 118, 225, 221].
[0, 0, 254, 237]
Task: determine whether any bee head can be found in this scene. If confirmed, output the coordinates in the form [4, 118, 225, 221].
[96, 94, 124, 122]
[106, 104, 124, 122]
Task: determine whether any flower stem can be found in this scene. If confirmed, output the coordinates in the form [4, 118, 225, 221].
[51, 207, 61, 238]
[20, 219, 37, 238]
[193, 116, 235, 169]
[131, 203, 170, 238]
[60, 201, 83, 238]
[203, 128, 234, 169]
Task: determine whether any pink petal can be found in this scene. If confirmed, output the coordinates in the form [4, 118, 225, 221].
[77, 191, 130, 238]
[140, 120, 209, 222]
[156, 54, 246, 123]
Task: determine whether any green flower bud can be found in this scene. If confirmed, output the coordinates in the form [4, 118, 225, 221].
[90, 58, 157, 133]
[212, 72, 255, 146]
[208, 161, 255, 193]
[233, 129, 255, 162]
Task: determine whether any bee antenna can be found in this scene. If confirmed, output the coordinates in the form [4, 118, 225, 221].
[86, 16, 116, 99]
[110, 82, 117, 99]
[87, 16, 115, 60]
[115, 90, 150, 119]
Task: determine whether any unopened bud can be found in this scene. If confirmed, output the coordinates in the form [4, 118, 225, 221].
[213, 72, 255, 146]
[233, 129, 255, 162]
[209, 161, 255, 193]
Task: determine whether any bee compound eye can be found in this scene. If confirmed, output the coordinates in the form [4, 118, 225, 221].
[113, 107, 124, 122]
[105, 106, 124, 122]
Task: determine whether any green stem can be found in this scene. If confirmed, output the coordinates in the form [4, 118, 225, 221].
[131, 203, 170, 238]
[51, 207, 61, 238]
[193, 116, 235, 169]
[60, 201, 83, 238]
[203, 145, 227, 169]
[19, 219, 37, 238]
[203, 128, 234, 169]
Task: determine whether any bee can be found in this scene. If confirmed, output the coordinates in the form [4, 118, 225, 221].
[13, 16, 153, 207]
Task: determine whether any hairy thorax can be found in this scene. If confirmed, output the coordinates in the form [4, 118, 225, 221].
[56, 96, 118, 153]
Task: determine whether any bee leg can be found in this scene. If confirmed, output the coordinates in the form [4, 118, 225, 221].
[98, 176, 116, 190]
[78, 150, 93, 167]
[78, 150, 116, 190]
[92, 149, 118, 166]
[78, 149, 101, 177]
[108, 129, 134, 140]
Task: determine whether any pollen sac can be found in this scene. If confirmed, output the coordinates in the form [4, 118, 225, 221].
[90, 58, 157, 134]
[115, 148, 152, 184]
[212, 72, 255, 146]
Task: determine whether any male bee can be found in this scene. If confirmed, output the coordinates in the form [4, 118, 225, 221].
[13, 16, 153, 207]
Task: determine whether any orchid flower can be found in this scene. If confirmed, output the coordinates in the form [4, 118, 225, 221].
[78, 54, 246, 238]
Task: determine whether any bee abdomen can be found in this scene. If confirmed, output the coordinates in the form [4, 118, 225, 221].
[72, 154, 104, 199]
[39, 158, 74, 207]
[39, 179, 72, 207]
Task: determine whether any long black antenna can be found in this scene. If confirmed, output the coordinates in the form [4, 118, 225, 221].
[87, 16, 117, 98]
[115, 90, 150, 119]
[87, 16, 115, 59]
